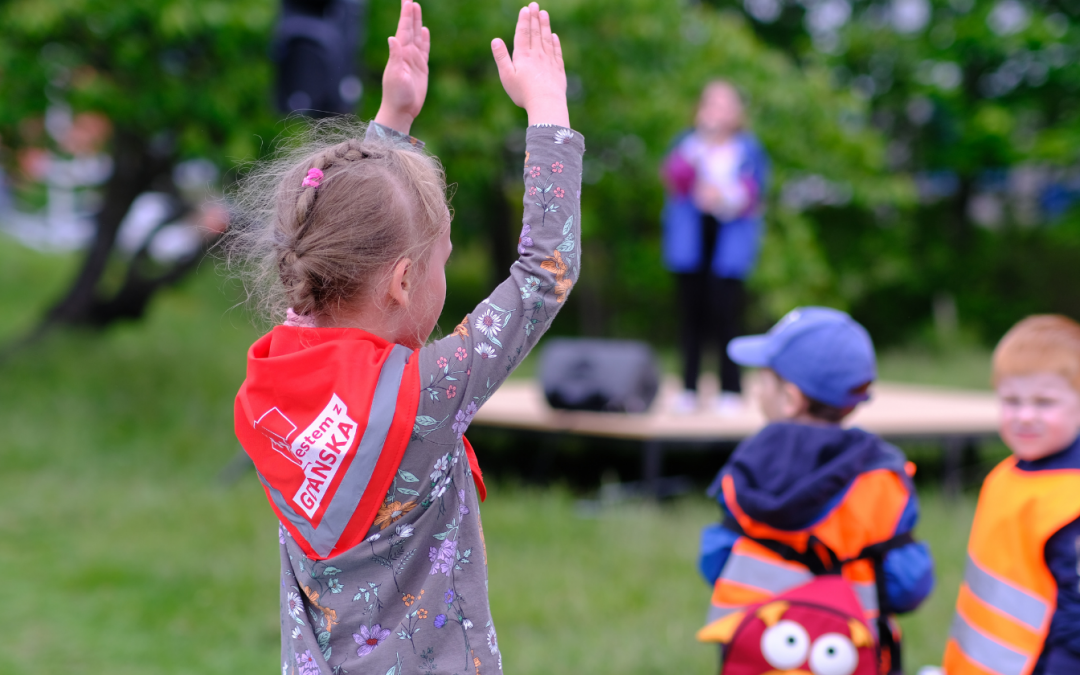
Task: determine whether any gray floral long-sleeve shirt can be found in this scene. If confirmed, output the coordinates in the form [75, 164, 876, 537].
[279, 123, 585, 675]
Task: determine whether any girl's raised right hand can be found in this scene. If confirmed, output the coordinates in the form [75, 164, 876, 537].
[491, 3, 570, 128]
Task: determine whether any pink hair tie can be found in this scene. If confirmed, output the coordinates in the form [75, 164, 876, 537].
[284, 308, 316, 328]
[301, 167, 323, 189]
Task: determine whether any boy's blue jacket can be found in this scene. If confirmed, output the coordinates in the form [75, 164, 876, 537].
[700, 422, 934, 614]
[660, 131, 769, 279]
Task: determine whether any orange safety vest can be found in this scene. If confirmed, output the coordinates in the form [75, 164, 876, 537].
[707, 467, 913, 628]
[943, 457, 1080, 675]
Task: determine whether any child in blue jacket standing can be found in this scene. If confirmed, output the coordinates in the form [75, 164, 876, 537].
[660, 81, 769, 415]
[699, 307, 934, 673]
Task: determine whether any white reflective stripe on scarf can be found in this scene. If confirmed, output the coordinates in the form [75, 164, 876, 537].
[259, 344, 411, 558]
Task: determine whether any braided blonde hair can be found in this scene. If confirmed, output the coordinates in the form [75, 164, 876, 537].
[227, 117, 449, 327]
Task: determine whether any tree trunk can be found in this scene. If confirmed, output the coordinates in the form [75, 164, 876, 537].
[489, 180, 516, 287]
[45, 131, 170, 326]
[951, 175, 973, 253]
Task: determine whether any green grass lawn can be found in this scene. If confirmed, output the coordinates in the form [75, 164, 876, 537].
[0, 243, 979, 673]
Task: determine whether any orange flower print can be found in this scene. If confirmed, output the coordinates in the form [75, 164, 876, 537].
[524, 150, 530, 166]
[374, 500, 417, 530]
[417, 608, 428, 619]
[403, 593, 416, 607]
[452, 316, 469, 339]
[540, 250, 573, 303]
[478, 515, 488, 566]
[302, 585, 339, 633]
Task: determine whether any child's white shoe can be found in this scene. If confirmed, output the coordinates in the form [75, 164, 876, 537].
[671, 389, 699, 415]
[712, 392, 745, 416]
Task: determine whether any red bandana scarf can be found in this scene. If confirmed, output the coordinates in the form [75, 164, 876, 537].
[235, 326, 484, 560]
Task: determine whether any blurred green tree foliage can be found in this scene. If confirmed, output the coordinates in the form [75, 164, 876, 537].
[0, 0, 277, 174]
[360, 0, 912, 339]
[1, 0, 910, 341]
[707, 0, 1080, 343]
[0, 0, 279, 327]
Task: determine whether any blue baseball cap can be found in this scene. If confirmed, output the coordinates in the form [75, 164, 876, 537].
[727, 307, 876, 408]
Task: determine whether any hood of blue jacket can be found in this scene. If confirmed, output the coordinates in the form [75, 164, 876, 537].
[710, 422, 907, 531]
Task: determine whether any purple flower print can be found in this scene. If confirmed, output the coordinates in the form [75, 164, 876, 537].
[459, 488, 470, 516]
[451, 400, 481, 436]
[455, 346, 467, 361]
[529, 166, 541, 178]
[518, 223, 533, 255]
[554, 186, 565, 198]
[353, 624, 391, 657]
[296, 650, 321, 675]
[452, 409, 471, 436]
[434, 613, 447, 628]
[445, 588, 455, 604]
[551, 161, 564, 173]
[441, 537, 458, 558]
[429, 538, 458, 576]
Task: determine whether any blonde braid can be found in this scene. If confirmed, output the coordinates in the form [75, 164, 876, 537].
[225, 116, 448, 328]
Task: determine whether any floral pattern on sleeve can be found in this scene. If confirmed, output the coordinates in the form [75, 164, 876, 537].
[275, 124, 584, 675]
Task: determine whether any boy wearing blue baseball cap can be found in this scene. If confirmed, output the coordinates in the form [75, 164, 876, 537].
[698, 307, 934, 673]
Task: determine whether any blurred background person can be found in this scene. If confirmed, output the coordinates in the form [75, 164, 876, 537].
[660, 81, 769, 415]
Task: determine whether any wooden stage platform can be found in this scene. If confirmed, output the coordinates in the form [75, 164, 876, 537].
[471, 375, 999, 493]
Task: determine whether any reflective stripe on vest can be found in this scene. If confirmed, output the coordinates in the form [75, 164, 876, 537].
[962, 554, 1049, 632]
[950, 610, 1028, 675]
[943, 458, 1080, 675]
[709, 468, 909, 628]
[705, 603, 742, 625]
[258, 345, 409, 558]
[852, 581, 879, 618]
[709, 548, 880, 626]
[722, 549, 814, 594]
[719, 554, 879, 616]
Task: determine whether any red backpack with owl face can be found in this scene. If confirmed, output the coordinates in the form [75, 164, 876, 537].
[699, 575, 878, 675]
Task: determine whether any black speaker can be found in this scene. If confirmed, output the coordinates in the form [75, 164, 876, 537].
[272, 0, 364, 117]
[539, 338, 660, 413]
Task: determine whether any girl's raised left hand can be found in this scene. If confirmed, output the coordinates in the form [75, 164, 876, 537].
[375, 0, 430, 135]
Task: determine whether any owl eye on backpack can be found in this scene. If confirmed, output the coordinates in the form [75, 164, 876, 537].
[699, 575, 878, 675]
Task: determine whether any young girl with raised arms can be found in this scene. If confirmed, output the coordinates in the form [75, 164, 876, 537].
[229, 3, 584, 673]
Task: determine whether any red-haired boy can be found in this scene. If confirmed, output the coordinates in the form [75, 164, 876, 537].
[945, 315, 1080, 675]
